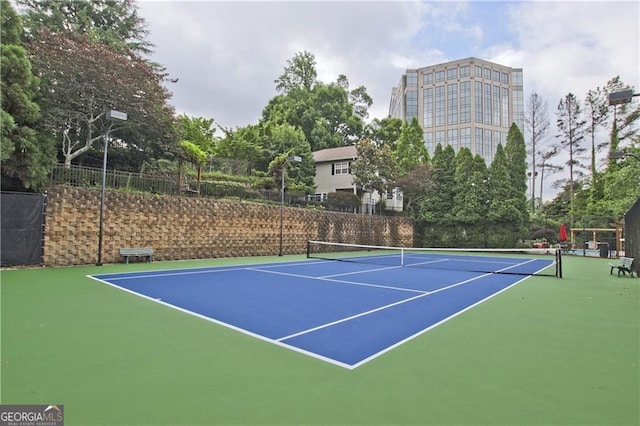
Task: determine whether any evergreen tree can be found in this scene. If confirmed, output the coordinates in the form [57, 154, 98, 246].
[394, 117, 429, 174]
[487, 145, 521, 247]
[417, 144, 456, 247]
[505, 123, 529, 236]
[452, 148, 487, 246]
[556, 93, 587, 218]
[17, 0, 152, 54]
[1, 0, 56, 190]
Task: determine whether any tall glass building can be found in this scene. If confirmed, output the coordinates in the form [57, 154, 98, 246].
[389, 57, 523, 164]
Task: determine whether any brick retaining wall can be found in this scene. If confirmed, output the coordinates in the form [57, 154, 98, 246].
[43, 187, 414, 266]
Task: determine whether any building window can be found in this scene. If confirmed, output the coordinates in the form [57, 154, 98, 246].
[424, 131, 434, 155]
[484, 83, 492, 125]
[461, 127, 471, 149]
[423, 72, 433, 84]
[406, 90, 418, 123]
[501, 88, 510, 128]
[387, 188, 393, 200]
[513, 89, 524, 131]
[460, 65, 470, 78]
[512, 70, 523, 86]
[501, 72, 509, 84]
[448, 129, 459, 150]
[493, 70, 501, 82]
[475, 128, 483, 158]
[484, 68, 491, 80]
[493, 131, 502, 162]
[460, 81, 471, 123]
[407, 71, 418, 87]
[334, 162, 350, 175]
[493, 86, 501, 127]
[484, 129, 492, 160]
[435, 70, 445, 82]
[474, 65, 483, 77]
[475, 81, 483, 123]
[435, 86, 445, 127]
[423, 88, 433, 128]
[447, 83, 458, 125]
[447, 68, 458, 80]
[435, 130, 446, 148]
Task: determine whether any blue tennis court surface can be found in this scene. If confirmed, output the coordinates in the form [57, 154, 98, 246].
[90, 255, 555, 369]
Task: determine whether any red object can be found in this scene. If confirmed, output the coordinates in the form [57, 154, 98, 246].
[559, 224, 568, 242]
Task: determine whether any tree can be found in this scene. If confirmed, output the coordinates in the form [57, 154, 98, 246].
[350, 138, 396, 207]
[274, 50, 317, 93]
[416, 144, 456, 247]
[263, 52, 369, 151]
[487, 144, 521, 247]
[176, 114, 218, 156]
[366, 117, 403, 151]
[214, 124, 265, 168]
[264, 123, 315, 193]
[1, 0, 55, 190]
[28, 29, 176, 168]
[452, 148, 489, 246]
[394, 117, 429, 175]
[395, 164, 432, 217]
[605, 76, 639, 150]
[525, 93, 551, 212]
[504, 123, 529, 234]
[17, 0, 152, 54]
[537, 147, 563, 204]
[583, 87, 609, 207]
[556, 93, 587, 217]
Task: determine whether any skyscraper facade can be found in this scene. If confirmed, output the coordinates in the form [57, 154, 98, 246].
[389, 57, 523, 163]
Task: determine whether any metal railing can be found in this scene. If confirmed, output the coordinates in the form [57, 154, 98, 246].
[49, 163, 406, 215]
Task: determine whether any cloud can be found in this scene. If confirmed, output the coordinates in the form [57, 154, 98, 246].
[138, 0, 639, 200]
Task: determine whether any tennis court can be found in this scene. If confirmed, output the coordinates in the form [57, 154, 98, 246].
[90, 243, 560, 369]
[2, 250, 638, 425]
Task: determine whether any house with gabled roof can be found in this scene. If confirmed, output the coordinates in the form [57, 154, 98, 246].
[311, 145, 403, 212]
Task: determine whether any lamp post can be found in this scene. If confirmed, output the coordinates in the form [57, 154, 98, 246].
[279, 155, 302, 256]
[609, 151, 640, 162]
[608, 89, 638, 106]
[97, 110, 127, 266]
[527, 171, 538, 212]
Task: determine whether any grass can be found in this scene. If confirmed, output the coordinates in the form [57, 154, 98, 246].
[1, 254, 638, 425]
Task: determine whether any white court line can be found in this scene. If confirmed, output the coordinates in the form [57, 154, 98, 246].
[93, 259, 324, 281]
[351, 273, 533, 369]
[247, 267, 427, 294]
[87, 274, 354, 369]
[275, 272, 493, 342]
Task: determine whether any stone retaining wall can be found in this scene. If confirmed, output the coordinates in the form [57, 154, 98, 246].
[43, 187, 414, 266]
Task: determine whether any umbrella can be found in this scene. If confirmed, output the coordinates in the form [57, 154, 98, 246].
[559, 224, 568, 243]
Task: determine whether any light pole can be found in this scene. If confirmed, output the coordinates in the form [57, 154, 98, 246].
[608, 89, 638, 106]
[97, 110, 127, 266]
[279, 155, 302, 256]
[527, 171, 538, 212]
[609, 151, 640, 162]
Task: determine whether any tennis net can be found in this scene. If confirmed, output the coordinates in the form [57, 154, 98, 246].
[306, 241, 563, 277]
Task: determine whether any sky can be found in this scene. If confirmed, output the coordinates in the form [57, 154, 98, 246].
[136, 0, 639, 201]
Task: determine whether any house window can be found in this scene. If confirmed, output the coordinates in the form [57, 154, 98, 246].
[333, 162, 350, 175]
[313, 193, 327, 202]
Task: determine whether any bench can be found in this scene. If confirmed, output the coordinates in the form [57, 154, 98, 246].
[120, 247, 154, 264]
[609, 257, 635, 277]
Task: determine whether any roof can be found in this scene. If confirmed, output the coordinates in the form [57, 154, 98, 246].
[312, 145, 357, 163]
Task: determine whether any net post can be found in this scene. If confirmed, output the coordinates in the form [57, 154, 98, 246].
[306, 240, 310, 259]
[556, 247, 563, 278]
